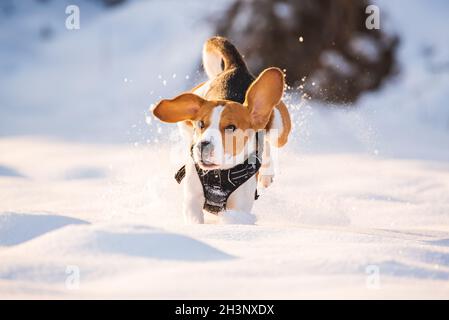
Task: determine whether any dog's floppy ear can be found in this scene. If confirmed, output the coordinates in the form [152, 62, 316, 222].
[244, 68, 284, 129]
[153, 93, 205, 123]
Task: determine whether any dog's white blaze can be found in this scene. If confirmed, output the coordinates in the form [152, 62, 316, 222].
[210, 105, 224, 129]
[200, 106, 224, 163]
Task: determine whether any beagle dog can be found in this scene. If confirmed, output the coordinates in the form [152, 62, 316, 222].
[153, 36, 291, 223]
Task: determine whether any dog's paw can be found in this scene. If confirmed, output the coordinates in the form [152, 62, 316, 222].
[258, 174, 274, 188]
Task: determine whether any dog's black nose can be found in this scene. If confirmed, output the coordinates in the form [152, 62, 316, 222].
[199, 141, 211, 152]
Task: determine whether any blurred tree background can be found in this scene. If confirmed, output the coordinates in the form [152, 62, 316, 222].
[214, 0, 399, 104]
[3, 0, 400, 104]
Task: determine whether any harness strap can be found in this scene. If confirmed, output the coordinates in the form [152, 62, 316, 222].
[175, 164, 260, 203]
[175, 165, 186, 184]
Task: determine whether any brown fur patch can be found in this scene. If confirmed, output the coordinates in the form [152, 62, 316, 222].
[220, 102, 251, 156]
[153, 93, 206, 123]
[192, 102, 221, 131]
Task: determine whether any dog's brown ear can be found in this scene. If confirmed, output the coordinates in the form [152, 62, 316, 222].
[244, 68, 284, 129]
[153, 93, 205, 123]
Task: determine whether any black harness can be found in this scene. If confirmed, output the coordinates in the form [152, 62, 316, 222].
[175, 133, 263, 214]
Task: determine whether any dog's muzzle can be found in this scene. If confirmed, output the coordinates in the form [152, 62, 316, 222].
[198, 140, 213, 163]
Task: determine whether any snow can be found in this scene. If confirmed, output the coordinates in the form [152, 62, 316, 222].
[1, 0, 449, 299]
[219, 210, 257, 225]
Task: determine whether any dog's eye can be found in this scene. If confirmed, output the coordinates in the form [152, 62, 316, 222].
[225, 124, 236, 132]
[197, 120, 205, 129]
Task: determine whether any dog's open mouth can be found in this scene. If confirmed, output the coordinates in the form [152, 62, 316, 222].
[198, 160, 220, 170]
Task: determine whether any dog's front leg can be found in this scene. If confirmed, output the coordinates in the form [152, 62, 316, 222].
[182, 161, 205, 224]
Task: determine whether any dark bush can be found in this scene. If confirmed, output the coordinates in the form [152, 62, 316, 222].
[214, 0, 399, 103]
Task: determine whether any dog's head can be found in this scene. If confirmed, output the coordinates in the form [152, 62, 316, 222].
[153, 68, 284, 170]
